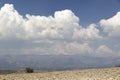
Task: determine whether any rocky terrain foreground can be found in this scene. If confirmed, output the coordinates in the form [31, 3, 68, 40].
[0, 67, 120, 80]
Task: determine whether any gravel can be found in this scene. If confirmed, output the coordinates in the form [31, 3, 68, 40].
[0, 67, 120, 80]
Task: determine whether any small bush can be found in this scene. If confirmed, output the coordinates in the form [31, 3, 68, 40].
[115, 64, 120, 67]
[25, 67, 34, 73]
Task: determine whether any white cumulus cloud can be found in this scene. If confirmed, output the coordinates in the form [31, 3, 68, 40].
[73, 24, 102, 40]
[0, 3, 120, 57]
[0, 4, 24, 39]
[100, 12, 120, 38]
[0, 3, 101, 40]
[95, 45, 114, 57]
[22, 42, 93, 55]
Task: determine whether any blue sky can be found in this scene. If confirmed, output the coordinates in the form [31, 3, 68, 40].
[0, 0, 120, 26]
[0, 0, 120, 57]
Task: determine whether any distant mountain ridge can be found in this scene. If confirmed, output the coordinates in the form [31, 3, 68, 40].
[0, 54, 120, 70]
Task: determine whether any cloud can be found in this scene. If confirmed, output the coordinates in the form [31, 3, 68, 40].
[100, 12, 120, 38]
[0, 4, 24, 39]
[1, 41, 118, 57]
[96, 45, 113, 54]
[0, 4, 120, 57]
[73, 24, 102, 40]
[24, 9, 80, 39]
[64, 42, 93, 54]
[21, 42, 93, 55]
[0, 4, 101, 40]
[95, 45, 114, 57]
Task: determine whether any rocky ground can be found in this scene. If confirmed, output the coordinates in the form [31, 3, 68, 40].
[0, 67, 120, 80]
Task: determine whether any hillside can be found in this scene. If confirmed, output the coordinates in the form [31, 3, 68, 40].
[0, 54, 120, 70]
[0, 67, 120, 80]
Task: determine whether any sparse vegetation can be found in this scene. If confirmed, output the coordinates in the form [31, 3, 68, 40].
[115, 64, 120, 67]
[0, 67, 120, 80]
[25, 67, 34, 73]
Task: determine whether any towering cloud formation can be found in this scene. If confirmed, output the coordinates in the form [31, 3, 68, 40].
[0, 4, 101, 40]
[0, 4, 119, 56]
[100, 12, 120, 38]
[0, 4, 24, 39]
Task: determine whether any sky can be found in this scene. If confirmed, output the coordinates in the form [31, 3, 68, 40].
[1, 0, 120, 26]
[0, 0, 120, 57]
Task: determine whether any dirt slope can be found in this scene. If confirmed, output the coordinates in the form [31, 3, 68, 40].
[0, 67, 120, 80]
